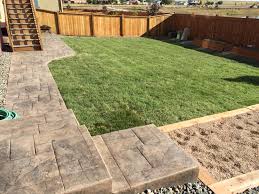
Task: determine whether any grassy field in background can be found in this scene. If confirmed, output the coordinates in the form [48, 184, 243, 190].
[161, 6, 259, 17]
[50, 37, 259, 135]
[63, 4, 259, 17]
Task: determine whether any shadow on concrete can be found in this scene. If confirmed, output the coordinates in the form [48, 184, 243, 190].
[224, 76, 259, 86]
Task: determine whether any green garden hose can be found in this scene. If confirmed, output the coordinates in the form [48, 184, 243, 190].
[0, 108, 18, 121]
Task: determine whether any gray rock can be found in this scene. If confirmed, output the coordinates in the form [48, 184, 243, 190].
[240, 186, 259, 194]
[139, 181, 215, 194]
[0, 52, 11, 107]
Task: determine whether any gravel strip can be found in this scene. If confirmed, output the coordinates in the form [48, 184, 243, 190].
[0, 52, 11, 107]
[139, 182, 259, 194]
[139, 181, 214, 194]
[239, 186, 259, 194]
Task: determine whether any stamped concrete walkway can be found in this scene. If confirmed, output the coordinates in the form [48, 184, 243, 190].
[0, 33, 199, 194]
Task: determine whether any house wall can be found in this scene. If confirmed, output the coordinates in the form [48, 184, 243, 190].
[38, 0, 61, 11]
[0, 2, 5, 22]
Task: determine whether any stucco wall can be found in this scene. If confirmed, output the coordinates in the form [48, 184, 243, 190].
[38, 0, 61, 11]
[0, 2, 5, 22]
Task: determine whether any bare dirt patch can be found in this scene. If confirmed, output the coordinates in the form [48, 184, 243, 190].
[169, 110, 259, 181]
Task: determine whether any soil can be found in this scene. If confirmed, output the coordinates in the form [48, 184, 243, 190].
[169, 110, 259, 181]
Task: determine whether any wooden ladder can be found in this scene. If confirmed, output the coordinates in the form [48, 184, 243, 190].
[3, 0, 42, 51]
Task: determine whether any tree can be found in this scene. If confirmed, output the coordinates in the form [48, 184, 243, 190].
[204, 1, 213, 7]
[120, 0, 127, 4]
[214, 1, 223, 8]
[147, 3, 160, 15]
[162, 0, 172, 5]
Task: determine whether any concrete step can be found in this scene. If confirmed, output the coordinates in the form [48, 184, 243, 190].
[0, 124, 112, 194]
[32, 125, 112, 193]
[93, 124, 199, 194]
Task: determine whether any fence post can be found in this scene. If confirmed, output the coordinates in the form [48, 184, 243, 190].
[90, 14, 95, 36]
[147, 16, 150, 37]
[120, 14, 124, 37]
[55, 12, 60, 34]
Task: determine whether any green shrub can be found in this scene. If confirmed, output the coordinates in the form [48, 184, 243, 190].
[205, 1, 214, 6]
[147, 3, 160, 15]
[162, 0, 173, 5]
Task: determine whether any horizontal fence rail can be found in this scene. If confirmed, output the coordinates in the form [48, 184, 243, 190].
[36, 9, 173, 37]
[36, 10, 259, 48]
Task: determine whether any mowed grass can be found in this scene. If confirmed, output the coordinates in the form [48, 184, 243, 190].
[49, 37, 259, 135]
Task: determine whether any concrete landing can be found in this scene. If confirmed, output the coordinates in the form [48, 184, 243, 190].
[0, 34, 111, 194]
[1, 34, 199, 194]
[93, 124, 199, 194]
[0, 119, 112, 194]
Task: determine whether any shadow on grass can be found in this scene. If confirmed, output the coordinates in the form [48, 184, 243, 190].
[224, 76, 259, 86]
[156, 38, 259, 68]
[92, 104, 148, 135]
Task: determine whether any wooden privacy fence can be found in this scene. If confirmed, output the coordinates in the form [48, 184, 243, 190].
[36, 9, 173, 37]
[36, 10, 259, 48]
[172, 14, 259, 49]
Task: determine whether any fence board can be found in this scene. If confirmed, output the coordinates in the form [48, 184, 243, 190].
[36, 9, 58, 33]
[172, 14, 259, 48]
[123, 16, 148, 37]
[149, 15, 171, 36]
[35, 10, 259, 49]
[58, 14, 91, 36]
[93, 15, 121, 37]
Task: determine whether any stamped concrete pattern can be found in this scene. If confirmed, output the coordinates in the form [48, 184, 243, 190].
[93, 124, 199, 194]
[0, 34, 199, 194]
[0, 33, 111, 194]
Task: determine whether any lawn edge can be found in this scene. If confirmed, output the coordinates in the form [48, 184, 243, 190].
[158, 104, 259, 133]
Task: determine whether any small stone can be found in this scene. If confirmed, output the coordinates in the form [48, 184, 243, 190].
[138, 181, 215, 194]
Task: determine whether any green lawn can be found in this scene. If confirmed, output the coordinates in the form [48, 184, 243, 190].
[49, 37, 259, 135]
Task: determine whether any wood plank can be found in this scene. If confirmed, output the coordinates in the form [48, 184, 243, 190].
[171, 14, 259, 49]
[210, 170, 259, 194]
[158, 107, 253, 133]
[93, 15, 120, 37]
[210, 185, 232, 194]
[3, 0, 14, 51]
[120, 15, 124, 37]
[29, 0, 43, 51]
[36, 10, 58, 34]
[198, 167, 217, 186]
